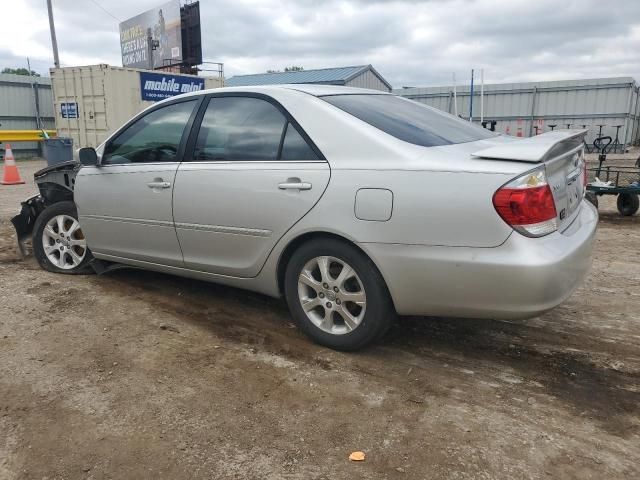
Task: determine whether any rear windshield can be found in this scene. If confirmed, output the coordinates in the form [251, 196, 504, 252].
[321, 94, 496, 147]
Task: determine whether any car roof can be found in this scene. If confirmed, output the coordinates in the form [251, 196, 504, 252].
[192, 83, 390, 98]
[279, 84, 389, 96]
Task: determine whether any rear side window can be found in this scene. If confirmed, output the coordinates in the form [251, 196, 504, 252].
[281, 123, 319, 160]
[193, 96, 286, 161]
[321, 94, 495, 147]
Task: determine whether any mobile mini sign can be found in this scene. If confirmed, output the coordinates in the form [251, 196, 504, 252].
[139, 71, 205, 101]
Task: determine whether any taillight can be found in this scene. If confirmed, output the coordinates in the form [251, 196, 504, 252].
[493, 167, 558, 237]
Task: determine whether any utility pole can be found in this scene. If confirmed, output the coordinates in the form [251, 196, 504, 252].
[469, 69, 474, 123]
[26, 58, 43, 130]
[46, 0, 60, 67]
[480, 68, 484, 124]
[453, 72, 458, 117]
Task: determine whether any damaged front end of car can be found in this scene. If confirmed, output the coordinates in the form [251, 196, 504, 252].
[11, 160, 79, 256]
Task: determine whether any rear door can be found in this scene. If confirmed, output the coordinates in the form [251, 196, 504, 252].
[75, 98, 200, 266]
[172, 94, 330, 277]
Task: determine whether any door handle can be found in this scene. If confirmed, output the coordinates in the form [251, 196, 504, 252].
[278, 181, 312, 191]
[147, 181, 171, 189]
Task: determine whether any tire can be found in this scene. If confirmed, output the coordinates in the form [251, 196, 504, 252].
[616, 193, 639, 216]
[585, 191, 598, 209]
[32, 201, 94, 274]
[284, 238, 395, 351]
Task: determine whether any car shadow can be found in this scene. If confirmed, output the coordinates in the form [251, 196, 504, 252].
[597, 209, 640, 225]
[101, 267, 639, 437]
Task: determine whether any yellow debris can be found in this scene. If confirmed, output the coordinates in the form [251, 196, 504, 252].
[349, 451, 365, 461]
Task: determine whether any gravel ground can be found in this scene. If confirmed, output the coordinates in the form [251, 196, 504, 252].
[0, 159, 639, 480]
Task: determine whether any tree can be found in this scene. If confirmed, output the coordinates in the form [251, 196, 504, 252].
[1, 67, 40, 76]
[266, 66, 304, 73]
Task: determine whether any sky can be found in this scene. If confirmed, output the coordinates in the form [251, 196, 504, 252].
[1, 0, 639, 88]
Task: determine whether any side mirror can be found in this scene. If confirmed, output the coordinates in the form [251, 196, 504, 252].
[78, 147, 98, 166]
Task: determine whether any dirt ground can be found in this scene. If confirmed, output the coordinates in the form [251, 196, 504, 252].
[0, 159, 639, 480]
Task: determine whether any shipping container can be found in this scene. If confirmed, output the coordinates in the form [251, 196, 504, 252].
[395, 77, 640, 148]
[51, 64, 223, 149]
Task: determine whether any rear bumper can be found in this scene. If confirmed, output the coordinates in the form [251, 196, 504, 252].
[361, 200, 598, 319]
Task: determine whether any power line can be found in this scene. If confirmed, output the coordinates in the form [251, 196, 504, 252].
[88, 0, 121, 22]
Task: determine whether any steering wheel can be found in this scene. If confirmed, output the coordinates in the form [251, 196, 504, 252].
[151, 144, 178, 162]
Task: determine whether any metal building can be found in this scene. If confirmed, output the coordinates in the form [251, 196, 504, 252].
[226, 65, 392, 92]
[395, 77, 640, 148]
[0, 73, 55, 157]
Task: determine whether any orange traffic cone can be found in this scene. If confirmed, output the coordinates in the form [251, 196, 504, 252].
[1, 144, 25, 185]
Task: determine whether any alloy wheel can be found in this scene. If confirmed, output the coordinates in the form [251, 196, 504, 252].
[297, 256, 366, 335]
[42, 214, 87, 270]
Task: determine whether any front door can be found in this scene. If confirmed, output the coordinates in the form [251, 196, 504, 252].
[172, 95, 330, 277]
[75, 98, 199, 266]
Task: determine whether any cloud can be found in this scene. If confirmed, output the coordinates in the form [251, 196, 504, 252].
[2, 0, 639, 87]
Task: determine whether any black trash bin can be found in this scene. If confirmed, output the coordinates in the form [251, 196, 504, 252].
[42, 138, 74, 166]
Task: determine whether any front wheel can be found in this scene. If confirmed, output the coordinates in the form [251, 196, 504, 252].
[284, 238, 395, 351]
[617, 193, 639, 216]
[32, 201, 94, 274]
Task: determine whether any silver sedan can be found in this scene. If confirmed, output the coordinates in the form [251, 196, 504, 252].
[17, 85, 597, 350]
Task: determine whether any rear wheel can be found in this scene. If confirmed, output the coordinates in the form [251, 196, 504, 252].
[33, 201, 93, 274]
[284, 238, 394, 351]
[617, 193, 639, 216]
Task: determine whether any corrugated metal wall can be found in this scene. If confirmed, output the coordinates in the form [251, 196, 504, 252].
[0, 73, 55, 156]
[395, 77, 640, 148]
[347, 70, 391, 92]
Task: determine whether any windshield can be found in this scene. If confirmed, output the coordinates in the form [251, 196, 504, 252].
[321, 94, 496, 147]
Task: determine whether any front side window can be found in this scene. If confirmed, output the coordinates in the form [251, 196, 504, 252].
[193, 97, 287, 161]
[102, 100, 197, 165]
[321, 94, 496, 147]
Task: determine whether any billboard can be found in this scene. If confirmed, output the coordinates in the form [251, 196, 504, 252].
[119, 1, 182, 70]
[139, 71, 204, 101]
[181, 2, 202, 66]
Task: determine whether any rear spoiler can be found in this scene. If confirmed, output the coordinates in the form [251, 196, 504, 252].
[472, 130, 587, 163]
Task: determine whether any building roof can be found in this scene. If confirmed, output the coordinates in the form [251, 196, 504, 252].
[226, 64, 392, 90]
[0, 72, 51, 86]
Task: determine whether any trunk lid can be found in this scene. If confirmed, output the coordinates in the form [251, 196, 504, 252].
[473, 130, 587, 232]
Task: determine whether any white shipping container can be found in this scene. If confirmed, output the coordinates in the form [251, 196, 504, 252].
[51, 64, 223, 148]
